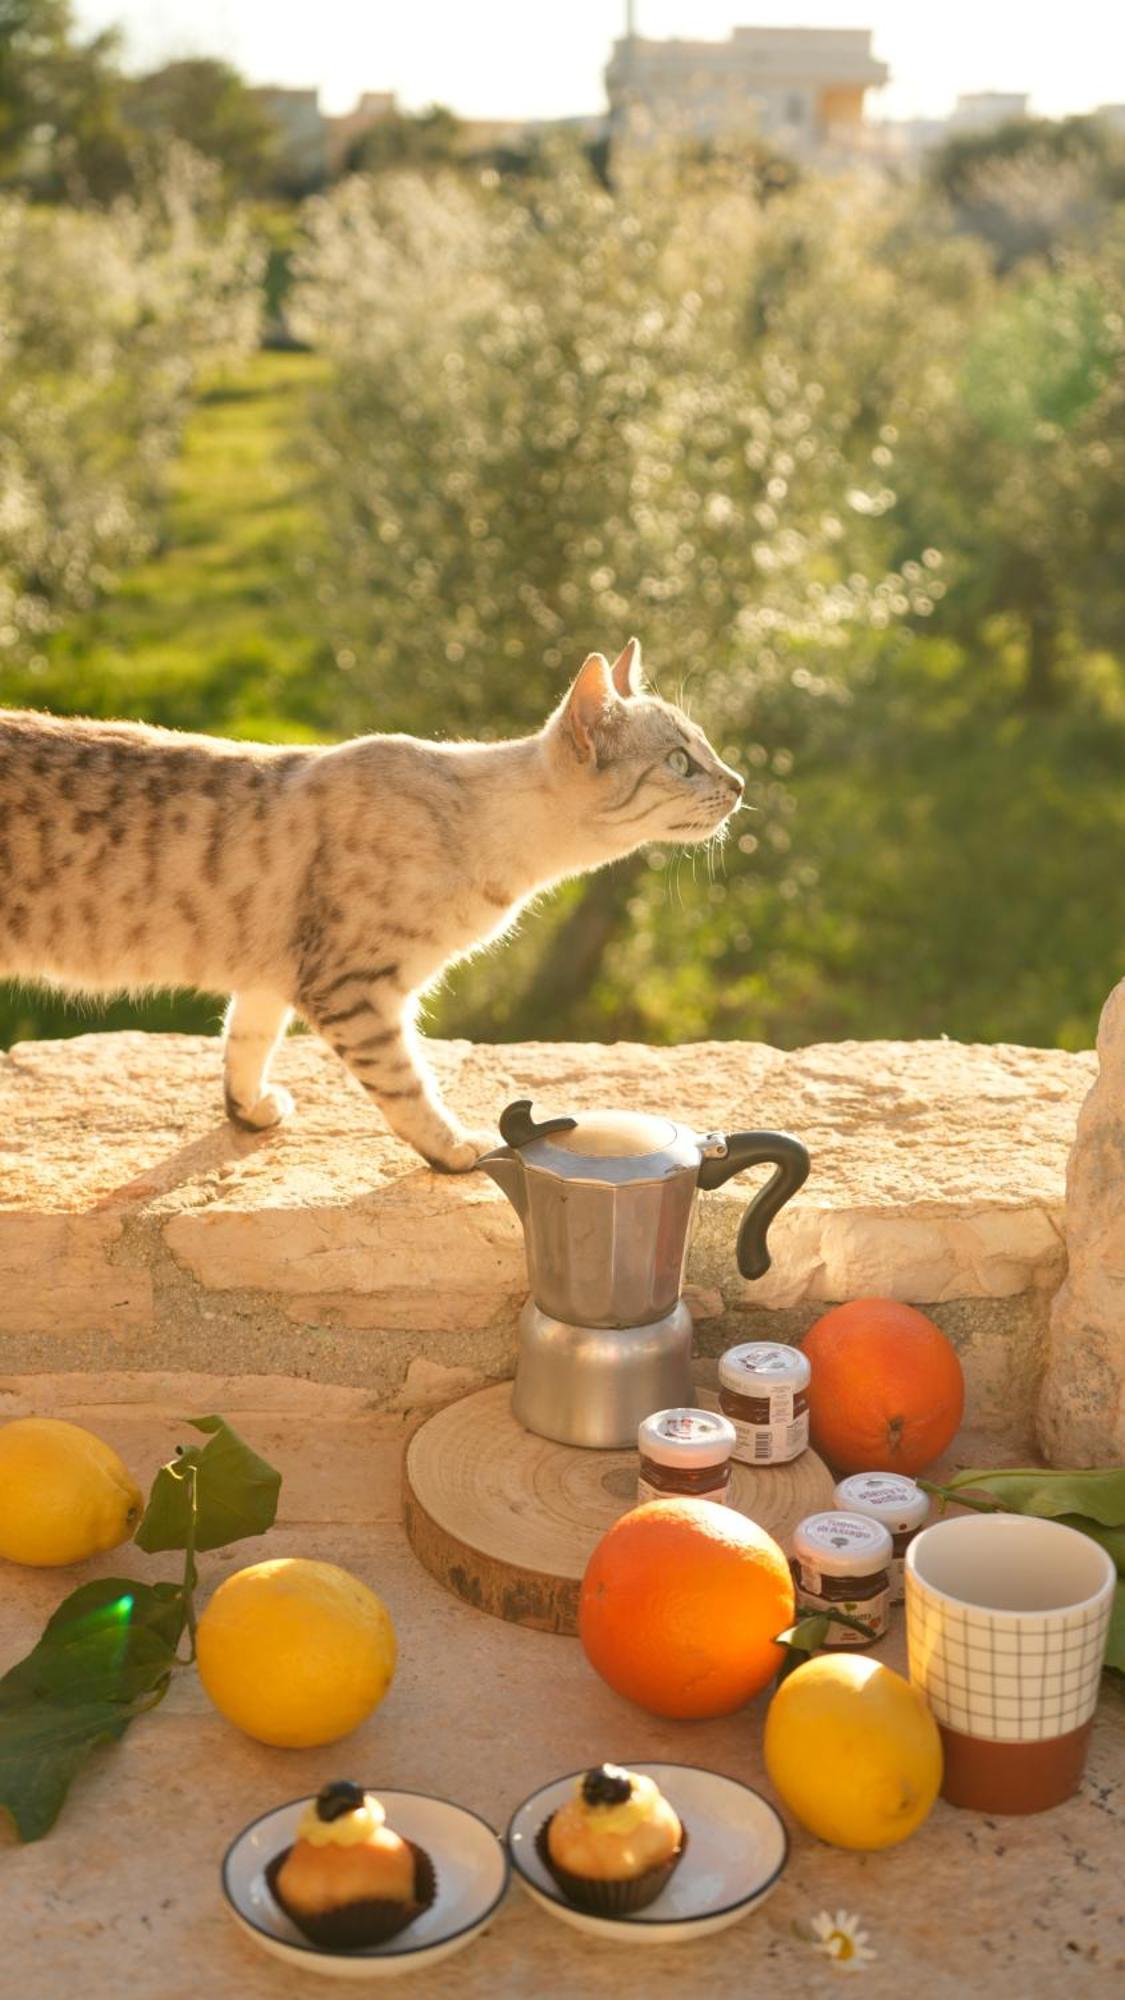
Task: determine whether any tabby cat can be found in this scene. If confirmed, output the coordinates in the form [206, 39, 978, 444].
[0, 641, 743, 1169]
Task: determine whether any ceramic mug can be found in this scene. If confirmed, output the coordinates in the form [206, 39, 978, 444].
[905, 1513, 1116, 1814]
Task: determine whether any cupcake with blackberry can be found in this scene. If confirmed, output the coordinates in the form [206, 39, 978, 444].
[267, 1781, 436, 1949]
[538, 1764, 685, 1915]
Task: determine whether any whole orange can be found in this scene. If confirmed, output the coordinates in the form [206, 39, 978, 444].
[802, 1299, 964, 1475]
[578, 1498, 794, 1719]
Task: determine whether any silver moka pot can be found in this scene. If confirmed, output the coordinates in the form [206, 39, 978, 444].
[481, 1101, 811, 1448]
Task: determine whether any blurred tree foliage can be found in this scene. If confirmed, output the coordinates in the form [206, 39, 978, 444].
[344, 104, 464, 177]
[929, 115, 1125, 266]
[123, 60, 280, 197]
[0, 148, 263, 680]
[0, 4, 290, 199]
[0, 0, 129, 196]
[286, 152, 1125, 1044]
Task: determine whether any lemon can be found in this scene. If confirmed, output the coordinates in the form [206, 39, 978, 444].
[0, 1416, 143, 1567]
[764, 1653, 942, 1850]
[196, 1558, 396, 1748]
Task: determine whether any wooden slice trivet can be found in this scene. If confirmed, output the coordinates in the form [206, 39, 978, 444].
[403, 1380, 836, 1635]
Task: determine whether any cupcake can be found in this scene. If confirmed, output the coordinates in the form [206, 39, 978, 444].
[537, 1764, 685, 1916]
[267, 1781, 436, 1949]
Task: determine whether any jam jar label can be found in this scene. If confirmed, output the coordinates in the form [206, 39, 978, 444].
[728, 1404, 809, 1465]
[793, 1567, 890, 1646]
[636, 1472, 729, 1505]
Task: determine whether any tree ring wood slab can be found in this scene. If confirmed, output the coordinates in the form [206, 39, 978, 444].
[403, 1381, 836, 1635]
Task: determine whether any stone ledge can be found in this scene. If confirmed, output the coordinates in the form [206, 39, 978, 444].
[0, 1031, 1096, 1448]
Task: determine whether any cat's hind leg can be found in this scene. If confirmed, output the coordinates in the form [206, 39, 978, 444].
[223, 989, 294, 1129]
[302, 978, 494, 1171]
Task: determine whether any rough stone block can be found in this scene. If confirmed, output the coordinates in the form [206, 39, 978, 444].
[1040, 979, 1125, 1463]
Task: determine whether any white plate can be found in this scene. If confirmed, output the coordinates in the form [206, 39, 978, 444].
[506, 1763, 788, 1944]
[222, 1791, 510, 1980]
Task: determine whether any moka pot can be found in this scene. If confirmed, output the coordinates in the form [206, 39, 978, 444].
[481, 1100, 811, 1448]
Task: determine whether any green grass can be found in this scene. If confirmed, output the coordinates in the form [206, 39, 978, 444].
[1, 348, 332, 1046]
[7, 349, 332, 738]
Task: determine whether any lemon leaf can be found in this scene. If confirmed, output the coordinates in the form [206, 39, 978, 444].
[921, 1466, 1125, 1530]
[134, 1415, 281, 1554]
[0, 1578, 183, 1842]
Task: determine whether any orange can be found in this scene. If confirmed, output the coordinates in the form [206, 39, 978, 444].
[802, 1298, 964, 1476]
[578, 1498, 794, 1719]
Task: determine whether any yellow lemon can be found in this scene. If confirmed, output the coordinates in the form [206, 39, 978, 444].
[196, 1558, 396, 1748]
[764, 1653, 942, 1850]
[0, 1416, 143, 1566]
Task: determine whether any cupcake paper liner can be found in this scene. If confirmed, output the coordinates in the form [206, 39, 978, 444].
[266, 1839, 437, 1951]
[535, 1814, 686, 1917]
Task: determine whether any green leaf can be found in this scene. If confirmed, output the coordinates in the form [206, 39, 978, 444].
[0, 1578, 185, 1708]
[0, 1699, 139, 1843]
[134, 1415, 281, 1555]
[0, 1578, 183, 1841]
[774, 1612, 832, 1684]
[923, 1466, 1125, 1529]
[775, 1613, 832, 1654]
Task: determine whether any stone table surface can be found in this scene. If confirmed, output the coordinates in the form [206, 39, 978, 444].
[1, 1373, 1122, 2000]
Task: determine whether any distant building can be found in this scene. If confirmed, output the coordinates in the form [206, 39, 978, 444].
[249, 86, 327, 185]
[605, 24, 889, 155]
[871, 90, 1033, 165]
[947, 91, 1030, 132]
[458, 112, 608, 156]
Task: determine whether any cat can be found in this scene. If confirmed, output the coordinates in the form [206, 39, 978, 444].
[0, 640, 743, 1169]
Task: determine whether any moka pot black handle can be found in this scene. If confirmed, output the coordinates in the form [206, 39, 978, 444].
[696, 1130, 811, 1281]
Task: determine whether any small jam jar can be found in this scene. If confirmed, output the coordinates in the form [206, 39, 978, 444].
[791, 1511, 893, 1647]
[717, 1342, 811, 1466]
[833, 1473, 930, 1604]
[636, 1408, 737, 1505]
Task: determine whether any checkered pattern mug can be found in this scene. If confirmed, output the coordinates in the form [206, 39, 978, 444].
[905, 1513, 1115, 1814]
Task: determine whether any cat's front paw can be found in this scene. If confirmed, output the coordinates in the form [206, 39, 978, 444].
[425, 1127, 501, 1173]
[225, 1085, 295, 1132]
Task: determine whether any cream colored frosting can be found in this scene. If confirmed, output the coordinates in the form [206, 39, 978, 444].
[295, 1794, 386, 1847]
[549, 1771, 682, 1881]
[572, 1770, 660, 1835]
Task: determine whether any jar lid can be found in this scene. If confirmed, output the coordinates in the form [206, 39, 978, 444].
[718, 1342, 811, 1393]
[637, 1408, 737, 1468]
[834, 1474, 930, 1534]
[792, 1510, 893, 1575]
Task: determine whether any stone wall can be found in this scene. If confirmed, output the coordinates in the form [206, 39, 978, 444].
[1040, 978, 1125, 1463]
[0, 1030, 1097, 1454]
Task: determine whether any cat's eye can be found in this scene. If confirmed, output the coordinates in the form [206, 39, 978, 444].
[667, 748, 696, 778]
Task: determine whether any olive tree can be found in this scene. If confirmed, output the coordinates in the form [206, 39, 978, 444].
[290, 157, 934, 1035]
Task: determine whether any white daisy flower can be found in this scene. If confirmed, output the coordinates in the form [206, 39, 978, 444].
[805, 1909, 877, 1969]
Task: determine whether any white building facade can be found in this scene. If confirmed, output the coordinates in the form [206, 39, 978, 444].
[605, 25, 888, 155]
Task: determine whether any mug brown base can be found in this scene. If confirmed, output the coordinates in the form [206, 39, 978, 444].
[939, 1718, 1093, 1815]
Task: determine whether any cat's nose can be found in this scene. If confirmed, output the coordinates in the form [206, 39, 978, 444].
[727, 772, 745, 800]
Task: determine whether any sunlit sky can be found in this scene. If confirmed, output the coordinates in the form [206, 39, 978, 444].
[72, 2, 1125, 124]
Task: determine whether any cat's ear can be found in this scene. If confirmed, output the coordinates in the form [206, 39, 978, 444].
[563, 653, 616, 762]
[610, 637, 644, 698]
